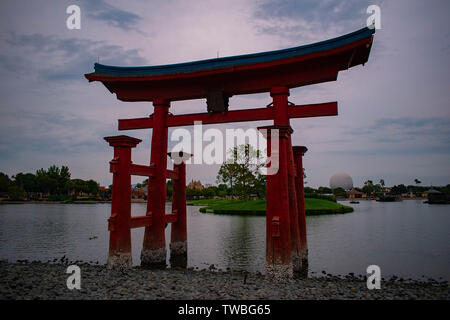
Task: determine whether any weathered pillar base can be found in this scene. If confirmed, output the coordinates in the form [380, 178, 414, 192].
[170, 241, 187, 256]
[299, 261, 308, 278]
[301, 248, 308, 263]
[266, 262, 294, 281]
[299, 249, 309, 278]
[107, 252, 132, 270]
[291, 252, 302, 274]
[140, 248, 167, 269]
[170, 241, 187, 268]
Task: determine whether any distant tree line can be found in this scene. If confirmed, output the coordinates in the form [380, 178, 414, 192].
[186, 183, 238, 199]
[0, 165, 100, 201]
[305, 186, 347, 197]
[388, 184, 450, 195]
[304, 179, 450, 198]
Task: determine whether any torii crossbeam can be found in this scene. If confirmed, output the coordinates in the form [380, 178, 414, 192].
[118, 102, 337, 130]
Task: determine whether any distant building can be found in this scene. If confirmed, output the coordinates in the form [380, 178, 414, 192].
[98, 186, 108, 199]
[348, 188, 366, 199]
[69, 190, 96, 199]
[425, 190, 450, 204]
[249, 194, 259, 200]
[132, 186, 147, 199]
[421, 189, 440, 198]
[187, 180, 204, 190]
[329, 172, 353, 190]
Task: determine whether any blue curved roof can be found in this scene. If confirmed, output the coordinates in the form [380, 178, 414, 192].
[93, 27, 374, 77]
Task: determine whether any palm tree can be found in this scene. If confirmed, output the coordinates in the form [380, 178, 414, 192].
[379, 179, 385, 195]
[363, 180, 375, 198]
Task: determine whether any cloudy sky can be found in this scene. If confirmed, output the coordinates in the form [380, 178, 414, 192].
[0, 0, 449, 188]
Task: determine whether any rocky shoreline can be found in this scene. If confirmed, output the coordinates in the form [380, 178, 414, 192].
[0, 261, 448, 300]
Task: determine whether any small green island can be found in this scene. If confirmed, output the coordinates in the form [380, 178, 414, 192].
[187, 198, 353, 216]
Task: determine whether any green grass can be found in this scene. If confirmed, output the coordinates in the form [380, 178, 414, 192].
[304, 198, 353, 215]
[188, 198, 353, 215]
[187, 199, 228, 206]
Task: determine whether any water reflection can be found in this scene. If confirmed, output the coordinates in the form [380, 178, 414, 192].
[217, 214, 265, 272]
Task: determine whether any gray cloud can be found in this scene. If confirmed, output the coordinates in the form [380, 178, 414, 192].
[0, 111, 110, 157]
[2, 32, 147, 81]
[331, 117, 450, 164]
[256, 0, 370, 23]
[328, 145, 450, 157]
[253, 0, 379, 42]
[81, 0, 141, 31]
[345, 117, 450, 139]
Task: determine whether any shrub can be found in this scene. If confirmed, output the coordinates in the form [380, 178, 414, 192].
[7, 186, 26, 201]
[47, 194, 70, 201]
[304, 193, 336, 202]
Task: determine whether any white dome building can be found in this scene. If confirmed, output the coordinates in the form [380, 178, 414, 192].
[329, 173, 353, 190]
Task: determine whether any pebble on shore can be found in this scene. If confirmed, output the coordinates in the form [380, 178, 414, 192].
[0, 261, 448, 300]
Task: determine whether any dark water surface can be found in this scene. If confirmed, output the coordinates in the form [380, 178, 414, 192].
[0, 200, 448, 280]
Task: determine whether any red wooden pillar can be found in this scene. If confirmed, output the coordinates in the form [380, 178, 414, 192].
[169, 152, 191, 268]
[141, 99, 170, 268]
[293, 146, 308, 277]
[286, 143, 301, 274]
[104, 135, 142, 269]
[258, 125, 293, 279]
[270, 86, 302, 275]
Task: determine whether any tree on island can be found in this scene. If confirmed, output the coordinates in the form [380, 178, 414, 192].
[390, 184, 407, 195]
[66, 178, 99, 196]
[14, 173, 37, 194]
[304, 186, 317, 194]
[217, 162, 238, 192]
[0, 172, 12, 193]
[217, 144, 265, 199]
[318, 186, 332, 194]
[36, 165, 71, 195]
[362, 180, 374, 195]
[362, 180, 383, 196]
[332, 187, 347, 197]
[7, 185, 26, 201]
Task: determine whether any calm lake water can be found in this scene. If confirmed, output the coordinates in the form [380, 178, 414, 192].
[0, 200, 449, 280]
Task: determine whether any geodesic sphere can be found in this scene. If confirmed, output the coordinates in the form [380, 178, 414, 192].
[329, 173, 353, 190]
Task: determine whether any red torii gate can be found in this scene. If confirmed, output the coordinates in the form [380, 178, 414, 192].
[86, 27, 374, 279]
